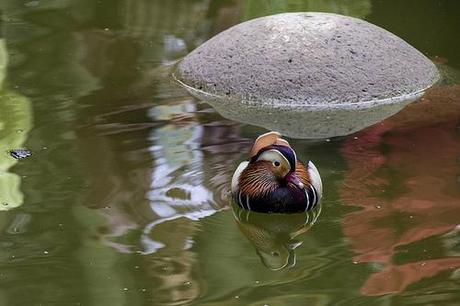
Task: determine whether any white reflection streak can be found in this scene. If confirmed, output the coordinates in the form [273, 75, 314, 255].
[141, 102, 218, 254]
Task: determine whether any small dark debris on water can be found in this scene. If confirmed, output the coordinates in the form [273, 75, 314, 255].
[10, 149, 32, 159]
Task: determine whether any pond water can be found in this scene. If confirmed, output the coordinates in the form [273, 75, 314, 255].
[0, 1, 459, 305]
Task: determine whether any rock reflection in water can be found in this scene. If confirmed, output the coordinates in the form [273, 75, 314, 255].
[186, 93, 421, 139]
[232, 203, 321, 270]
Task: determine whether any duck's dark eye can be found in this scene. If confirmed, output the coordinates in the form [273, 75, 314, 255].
[273, 161, 280, 167]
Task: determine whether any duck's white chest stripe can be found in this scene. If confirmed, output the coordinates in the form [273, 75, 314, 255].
[311, 185, 317, 207]
[304, 188, 311, 211]
[238, 191, 244, 209]
[245, 194, 251, 210]
[305, 184, 320, 211]
[238, 191, 251, 210]
[312, 185, 320, 208]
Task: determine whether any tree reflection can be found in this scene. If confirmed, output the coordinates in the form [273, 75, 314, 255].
[340, 85, 460, 295]
[0, 38, 33, 210]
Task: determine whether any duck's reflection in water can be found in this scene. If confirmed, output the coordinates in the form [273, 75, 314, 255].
[232, 203, 321, 270]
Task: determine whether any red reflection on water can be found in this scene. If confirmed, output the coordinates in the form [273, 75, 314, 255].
[340, 85, 460, 296]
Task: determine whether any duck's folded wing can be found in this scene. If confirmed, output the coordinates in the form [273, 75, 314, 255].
[231, 161, 249, 194]
[307, 161, 323, 201]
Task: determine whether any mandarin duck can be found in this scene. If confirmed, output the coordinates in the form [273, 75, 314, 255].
[231, 132, 322, 213]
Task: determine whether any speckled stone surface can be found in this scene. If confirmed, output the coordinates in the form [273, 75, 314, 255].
[174, 12, 439, 138]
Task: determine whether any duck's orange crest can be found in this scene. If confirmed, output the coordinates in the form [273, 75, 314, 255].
[249, 131, 291, 157]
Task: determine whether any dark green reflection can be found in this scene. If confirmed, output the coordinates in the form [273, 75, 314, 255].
[367, 0, 460, 69]
[241, 0, 371, 20]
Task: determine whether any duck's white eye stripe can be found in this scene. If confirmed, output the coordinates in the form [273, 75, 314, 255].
[257, 150, 291, 171]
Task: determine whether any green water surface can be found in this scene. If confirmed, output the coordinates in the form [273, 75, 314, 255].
[0, 1, 459, 305]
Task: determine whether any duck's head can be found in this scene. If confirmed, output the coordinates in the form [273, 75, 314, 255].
[240, 132, 304, 195]
[249, 144, 304, 190]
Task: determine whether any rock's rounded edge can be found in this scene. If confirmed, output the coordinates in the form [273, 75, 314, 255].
[173, 71, 431, 111]
[174, 12, 440, 108]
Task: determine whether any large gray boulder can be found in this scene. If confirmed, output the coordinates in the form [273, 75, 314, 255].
[174, 12, 439, 138]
